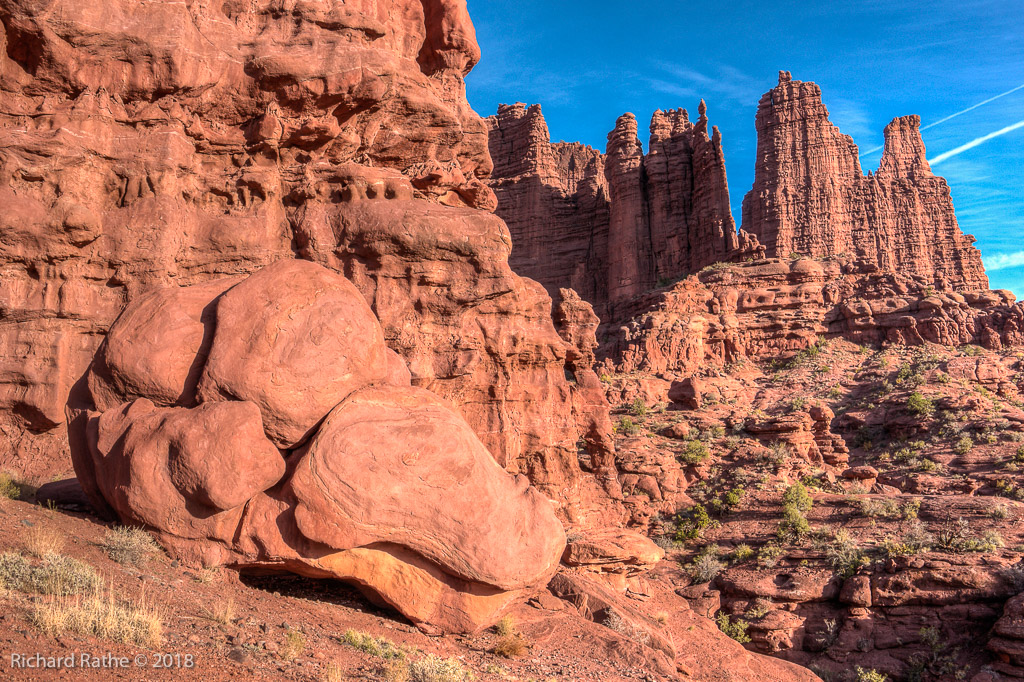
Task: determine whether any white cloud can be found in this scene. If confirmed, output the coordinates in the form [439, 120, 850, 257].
[983, 251, 1024, 272]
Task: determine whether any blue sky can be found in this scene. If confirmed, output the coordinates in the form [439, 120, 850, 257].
[465, 0, 1024, 296]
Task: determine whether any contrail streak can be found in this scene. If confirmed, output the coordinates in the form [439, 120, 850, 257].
[860, 82, 1024, 156]
[928, 119, 1024, 165]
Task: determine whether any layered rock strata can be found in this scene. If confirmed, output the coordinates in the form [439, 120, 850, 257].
[741, 71, 988, 290]
[68, 260, 566, 634]
[0, 0, 612, 515]
[599, 257, 1023, 377]
[486, 101, 762, 315]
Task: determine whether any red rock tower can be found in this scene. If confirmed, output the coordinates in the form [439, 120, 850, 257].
[742, 71, 988, 290]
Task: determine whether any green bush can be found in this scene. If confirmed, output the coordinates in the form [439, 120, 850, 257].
[690, 549, 724, 584]
[674, 504, 712, 543]
[777, 505, 810, 541]
[715, 612, 750, 644]
[782, 482, 813, 513]
[855, 667, 887, 682]
[628, 398, 648, 417]
[757, 542, 784, 568]
[954, 435, 973, 455]
[730, 544, 755, 563]
[617, 416, 641, 436]
[907, 392, 934, 416]
[680, 440, 710, 465]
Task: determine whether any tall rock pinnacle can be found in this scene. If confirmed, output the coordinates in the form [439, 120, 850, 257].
[741, 72, 988, 290]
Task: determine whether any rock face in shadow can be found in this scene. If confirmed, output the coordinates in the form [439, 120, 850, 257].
[486, 101, 762, 316]
[740, 71, 988, 291]
[69, 261, 567, 634]
[0, 0, 613, 515]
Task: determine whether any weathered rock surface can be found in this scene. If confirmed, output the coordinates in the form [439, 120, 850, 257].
[486, 101, 762, 315]
[69, 262, 566, 634]
[0, 0, 610, 518]
[600, 257, 1024, 377]
[741, 71, 988, 290]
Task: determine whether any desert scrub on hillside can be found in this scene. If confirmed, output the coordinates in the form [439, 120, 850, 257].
[907, 392, 935, 416]
[492, 616, 529, 658]
[778, 482, 813, 541]
[99, 526, 160, 566]
[817, 529, 869, 578]
[24, 526, 64, 557]
[616, 416, 641, 436]
[855, 667, 887, 682]
[689, 546, 724, 584]
[628, 397, 648, 417]
[954, 434, 974, 455]
[757, 542, 785, 568]
[0, 552, 101, 596]
[857, 497, 920, 520]
[674, 504, 714, 542]
[679, 439, 710, 465]
[715, 612, 751, 644]
[937, 517, 1003, 553]
[880, 520, 935, 557]
[31, 589, 162, 647]
[0, 471, 21, 499]
[602, 608, 651, 646]
[342, 629, 410, 660]
[730, 544, 755, 563]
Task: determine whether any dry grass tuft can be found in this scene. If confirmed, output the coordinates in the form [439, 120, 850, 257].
[24, 526, 64, 558]
[281, 628, 306, 661]
[0, 471, 21, 500]
[98, 526, 160, 566]
[407, 655, 472, 682]
[491, 615, 529, 659]
[31, 589, 162, 646]
[204, 598, 235, 625]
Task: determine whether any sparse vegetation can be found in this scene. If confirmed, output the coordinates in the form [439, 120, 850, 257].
[778, 482, 813, 541]
[757, 542, 784, 568]
[730, 544, 755, 563]
[715, 612, 751, 644]
[408, 655, 473, 682]
[0, 471, 20, 499]
[819, 529, 869, 578]
[907, 392, 934, 416]
[855, 667, 887, 682]
[628, 397, 648, 417]
[954, 435, 974, 456]
[679, 439, 710, 465]
[492, 616, 529, 658]
[24, 526, 64, 558]
[689, 547, 724, 584]
[99, 526, 160, 566]
[341, 629, 409, 661]
[0, 551, 101, 596]
[281, 628, 306, 661]
[617, 416, 641, 436]
[31, 589, 162, 646]
[674, 504, 713, 542]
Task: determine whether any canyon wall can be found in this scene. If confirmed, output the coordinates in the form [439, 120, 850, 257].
[740, 71, 988, 291]
[0, 0, 614, 517]
[486, 101, 762, 315]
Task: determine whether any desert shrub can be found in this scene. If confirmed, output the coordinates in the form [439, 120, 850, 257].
[628, 398, 648, 417]
[937, 517, 1003, 553]
[342, 629, 409, 661]
[730, 544, 755, 563]
[782, 482, 813, 513]
[602, 608, 651, 646]
[680, 440, 710, 465]
[855, 667, 887, 682]
[0, 471, 20, 500]
[281, 629, 306, 661]
[491, 616, 529, 658]
[31, 589, 161, 646]
[617, 416, 641, 436]
[408, 655, 473, 682]
[954, 435, 974, 456]
[674, 504, 712, 542]
[99, 526, 160, 566]
[690, 548, 724, 584]
[991, 504, 1011, 520]
[24, 527, 64, 558]
[24, 554, 102, 596]
[790, 397, 808, 411]
[715, 612, 750, 644]
[820, 529, 868, 577]
[0, 552, 30, 591]
[757, 542, 785, 568]
[205, 598, 235, 625]
[907, 392, 935, 416]
[880, 519, 935, 557]
[745, 598, 772, 620]
[777, 505, 810, 541]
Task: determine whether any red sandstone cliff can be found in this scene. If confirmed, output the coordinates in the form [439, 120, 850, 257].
[0, 0, 614, 518]
[741, 71, 988, 290]
[487, 101, 761, 315]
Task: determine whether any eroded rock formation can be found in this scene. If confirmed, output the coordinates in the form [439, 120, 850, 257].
[741, 71, 988, 290]
[0, 0, 612, 517]
[486, 101, 762, 315]
[69, 260, 566, 634]
[600, 257, 1022, 377]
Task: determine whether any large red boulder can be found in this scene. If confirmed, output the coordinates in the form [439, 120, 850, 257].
[68, 261, 565, 634]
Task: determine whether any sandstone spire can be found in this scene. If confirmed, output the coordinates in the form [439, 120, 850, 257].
[741, 72, 988, 290]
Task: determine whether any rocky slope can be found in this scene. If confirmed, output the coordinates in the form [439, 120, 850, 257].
[486, 101, 762, 316]
[741, 71, 988, 291]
